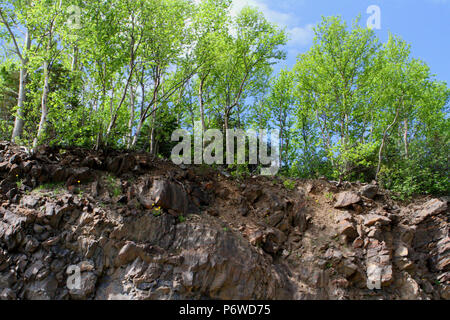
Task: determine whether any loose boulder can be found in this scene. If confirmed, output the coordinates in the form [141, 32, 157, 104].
[334, 192, 361, 209]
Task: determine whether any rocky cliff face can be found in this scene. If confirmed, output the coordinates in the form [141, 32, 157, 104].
[0, 142, 448, 300]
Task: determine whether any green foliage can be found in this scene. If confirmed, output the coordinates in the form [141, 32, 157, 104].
[379, 151, 449, 200]
[33, 182, 65, 195]
[106, 174, 122, 198]
[152, 206, 163, 217]
[283, 16, 448, 198]
[332, 141, 380, 182]
[283, 179, 296, 191]
[0, 2, 447, 199]
[325, 192, 334, 201]
[16, 179, 23, 189]
[230, 164, 250, 180]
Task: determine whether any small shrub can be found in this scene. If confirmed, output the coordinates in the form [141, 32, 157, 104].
[325, 192, 334, 201]
[283, 179, 296, 191]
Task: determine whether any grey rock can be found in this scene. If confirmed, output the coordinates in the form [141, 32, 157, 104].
[360, 185, 378, 199]
[69, 272, 97, 300]
[21, 195, 40, 208]
[138, 179, 192, 216]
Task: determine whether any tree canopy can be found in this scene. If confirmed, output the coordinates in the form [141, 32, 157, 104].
[1, 1, 448, 198]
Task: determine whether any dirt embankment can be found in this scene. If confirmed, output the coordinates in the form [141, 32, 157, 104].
[0, 141, 448, 300]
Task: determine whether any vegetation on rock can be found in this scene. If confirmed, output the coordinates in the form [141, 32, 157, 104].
[0, 1, 448, 199]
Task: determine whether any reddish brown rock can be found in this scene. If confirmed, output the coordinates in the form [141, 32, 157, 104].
[334, 192, 361, 209]
[413, 199, 448, 224]
[337, 221, 358, 240]
[363, 214, 391, 227]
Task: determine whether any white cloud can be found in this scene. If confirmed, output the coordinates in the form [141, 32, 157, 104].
[289, 24, 315, 47]
[230, 0, 294, 26]
[230, 0, 314, 48]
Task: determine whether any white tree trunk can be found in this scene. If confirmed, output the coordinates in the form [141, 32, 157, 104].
[33, 60, 50, 148]
[11, 31, 31, 142]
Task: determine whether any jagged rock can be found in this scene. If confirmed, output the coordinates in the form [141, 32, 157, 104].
[44, 204, 71, 228]
[437, 237, 450, 255]
[191, 186, 210, 207]
[69, 272, 97, 300]
[336, 212, 353, 223]
[339, 260, 359, 278]
[353, 238, 364, 249]
[246, 228, 264, 247]
[140, 179, 198, 216]
[334, 192, 361, 209]
[398, 274, 420, 300]
[267, 211, 284, 228]
[79, 260, 95, 272]
[66, 167, 92, 186]
[440, 285, 450, 300]
[24, 276, 58, 300]
[367, 263, 393, 288]
[262, 228, 287, 254]
[8, 164, 21, 178]
[22, 161, 34, 173]
[363, 214, 391, 227]
[325, 248, 343, 264]
[49, 165, 67, 182]
[0, 270, 16, 288]
[0, 143, 449, 300]
[0, 209, 27, 250]
[243, 186, 263, 204]
[115, 242, 144, 267]
[21, 195, 40, 208]
[395, 244, 409, 258]
[360, 184, 378, 199]
[0, 179, 15, 194]
[413, 199, 448, 224]
[0, 161, 9, 172]
[337, 221, 358, 241]
[0, 288, 16, 300]
[91, 181, 100, 197]
[436, 256, 450, 272]
[33, 224, 45, 234]
[437, 272, 450, 284]
[24, 236, 40, 253]
[106, 154, 136, 176]
[5, 188, 17, 200]
[292, 207, 308, 232]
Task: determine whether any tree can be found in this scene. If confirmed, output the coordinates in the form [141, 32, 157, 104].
[0, 0, 32, 141]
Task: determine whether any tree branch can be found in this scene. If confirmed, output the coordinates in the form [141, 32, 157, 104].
[0, 8, 24, 61]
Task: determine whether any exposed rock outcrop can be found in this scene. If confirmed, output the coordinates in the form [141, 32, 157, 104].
[0, 142, 448, 300]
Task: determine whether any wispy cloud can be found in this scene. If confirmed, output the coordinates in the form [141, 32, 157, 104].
[230, 0, 294, 26]
[289, 24, 315, 47]
[230, 0, 314, 48]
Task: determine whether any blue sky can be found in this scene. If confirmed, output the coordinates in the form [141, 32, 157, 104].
[231, 0, 450, 85]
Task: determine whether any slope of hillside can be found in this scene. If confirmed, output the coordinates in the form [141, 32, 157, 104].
[0, 141, 448, 300]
